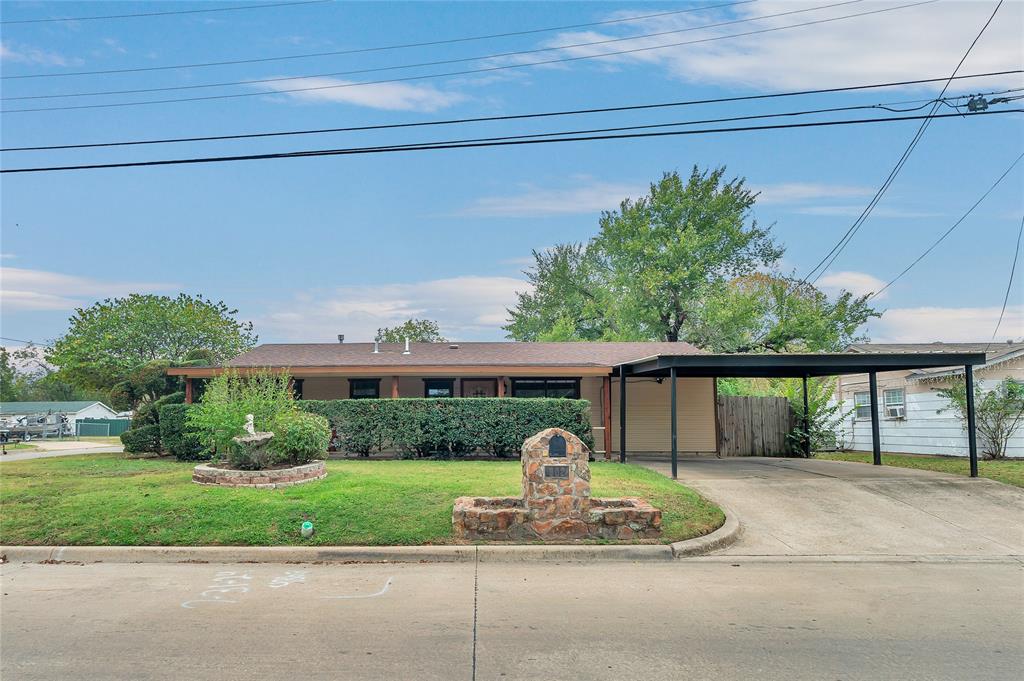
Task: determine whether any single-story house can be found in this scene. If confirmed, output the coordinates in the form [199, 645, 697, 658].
[169, 341, 990, 471]
[0, 400, 120, 437]
[835, 342, 1024, 458]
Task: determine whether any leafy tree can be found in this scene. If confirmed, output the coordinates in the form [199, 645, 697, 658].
[375, 318, 447, 343]
[0, 348, 18, 402]
[0, 344, 101, 402]
[937, 378, 1024, 459]
[505, 167, 877, 350]
[779, 377, 849, 455]
[47, 293, 256, 391]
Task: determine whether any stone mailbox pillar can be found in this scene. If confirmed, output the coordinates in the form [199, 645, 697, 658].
[521, 428, 591, 532]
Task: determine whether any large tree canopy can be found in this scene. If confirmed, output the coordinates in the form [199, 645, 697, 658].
[505, 167, 878, 351]
[375, 318, 447, 343]
[48, 293, 256, 390]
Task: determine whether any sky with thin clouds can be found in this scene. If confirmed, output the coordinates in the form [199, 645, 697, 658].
[2, 1, 1022, 347]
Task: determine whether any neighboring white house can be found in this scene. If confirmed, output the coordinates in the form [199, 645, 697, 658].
[0, 400, 120, 437]
[834, 342, 1024, 458]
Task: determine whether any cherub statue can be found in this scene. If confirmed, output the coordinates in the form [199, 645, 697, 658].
[244, 414, 256, 436]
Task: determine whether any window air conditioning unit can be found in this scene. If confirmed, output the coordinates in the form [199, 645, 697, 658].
[886, 405, 905, 419]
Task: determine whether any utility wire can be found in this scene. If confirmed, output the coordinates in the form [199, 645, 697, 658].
[3, 0, 867, 101]
[988, 213, 1024, 349]
[1, 0, 759, 79]
[5, 74, 1017, 153]
[3, 109, 1017, 174]
[802, 0, 1006, 285]
[868, 152, 1024, 300]
[0, 0, 331, 25]
[2, 0, 937, 114]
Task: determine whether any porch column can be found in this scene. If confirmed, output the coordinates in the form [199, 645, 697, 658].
[965, 364, 979, 477]
[802, 375, 811, 457]
[184, 378, 193, 404]
[497, 376, 506, 397]
[602, 375, 612, 461]
[869, 371, 882, 466]
[391, 376, 399, 399]
[670, 366, 678, 479]
[619, 365, 627, 464]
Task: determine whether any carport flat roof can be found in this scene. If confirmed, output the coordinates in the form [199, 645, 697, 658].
[620, 352, 988, 378]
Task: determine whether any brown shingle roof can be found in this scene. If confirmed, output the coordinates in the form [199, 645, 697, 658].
[227, 341, 702, 368]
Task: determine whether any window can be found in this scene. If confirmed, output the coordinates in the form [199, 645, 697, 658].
[349, 379, 380, 399]
[854, 391, 871, 419]
[510, 378, 581, 399]
[883, 389, 905, 419]
[424, 378, 455, 398]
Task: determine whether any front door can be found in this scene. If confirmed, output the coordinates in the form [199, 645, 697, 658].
[461, 379, 497, 398]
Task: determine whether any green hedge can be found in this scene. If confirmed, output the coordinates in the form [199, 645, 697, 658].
[158, 404, 210, 461]
[299, 398, 592, 457]
[120, 424, 161, 454]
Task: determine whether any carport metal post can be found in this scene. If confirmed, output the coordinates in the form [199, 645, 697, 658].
[619, 365, 627, 464]
[802, 375, 811, 457]
[869, 371, 882, 466]
[965, 364, 979, 477]
[670, 366, 678, 479]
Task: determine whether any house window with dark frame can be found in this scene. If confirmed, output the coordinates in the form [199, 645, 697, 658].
[510, 378, 581, 399]
[883, 388, 906, 419]
[349, 379, 380, 399]
[424, 378, 455, 398]
[853, 391, 871, 419]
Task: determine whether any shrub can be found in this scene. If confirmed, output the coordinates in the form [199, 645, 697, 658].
[187, 368, 296, 457]
[226, 434, 279, 470]
[158, 404, 209, 461]
[269, 410, 331, 465]
[299, 398, 592, 457]
[120, 424, 161, 453]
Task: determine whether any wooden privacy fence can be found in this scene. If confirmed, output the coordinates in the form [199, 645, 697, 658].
[717, 395, 795, 457]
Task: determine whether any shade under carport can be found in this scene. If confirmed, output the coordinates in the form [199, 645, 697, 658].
[616, 352, 987, 479]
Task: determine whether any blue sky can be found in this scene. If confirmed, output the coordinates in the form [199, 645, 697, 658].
[2, 0, 1022, 348]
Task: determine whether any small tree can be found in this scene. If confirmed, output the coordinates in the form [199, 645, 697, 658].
[186, 369, 295, 457]
[937, 378, 1024, 460]
[375, 319, 447, 343]
[778, 377, 848, 456]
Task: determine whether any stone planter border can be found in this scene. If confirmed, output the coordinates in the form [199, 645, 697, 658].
[192, 460, 326, 489]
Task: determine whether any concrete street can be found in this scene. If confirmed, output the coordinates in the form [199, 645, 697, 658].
[1, 559, 1021, 681]
[2, 457, 1022, 680]
[0, 440, 123, 462]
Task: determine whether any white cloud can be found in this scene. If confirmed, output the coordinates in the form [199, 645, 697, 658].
[0, 41, 82, 67]
[258, 276, 530, 342]
[869, 305, 1024, 343]
[817, 270, 888, 299]
[752, 182, 873, 204]
[0, 267, 177, 311]
[257, 76, 467, 112]
[0, 253, 16, 260]
[793, 205, 942, 218]
[540, 2, 1023, 91]
[457, 180, 645, 217]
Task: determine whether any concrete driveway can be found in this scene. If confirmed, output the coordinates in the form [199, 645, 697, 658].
[638, 456, 1024, 558]
[0, 439, 123, 462]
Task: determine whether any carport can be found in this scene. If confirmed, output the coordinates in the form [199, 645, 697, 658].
[616, 352, 987, 479]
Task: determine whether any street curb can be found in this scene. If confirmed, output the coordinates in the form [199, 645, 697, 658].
[0, 543, 676, 564]
[670, 503, 742, 558]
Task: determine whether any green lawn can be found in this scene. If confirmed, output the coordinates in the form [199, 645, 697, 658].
[817, 452, 1024, 488]
[0, 455, 723, 546]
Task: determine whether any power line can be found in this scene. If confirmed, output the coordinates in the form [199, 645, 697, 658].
[5, 74, 1017, 153]
[0, 0, 331, 25]
[868, 152, 1024, 300]
[0, 336, 38, 345]
[3, 109, 1016, 174]
[2, 0, 868, 101]
[988, 213, 1024, 349]
[2, 0, 939, 114]
[1, 0, 759, 79]
[801, 0, 1006, 285]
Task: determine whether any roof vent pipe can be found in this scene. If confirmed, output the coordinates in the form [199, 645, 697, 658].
[372, 341, 380, 354]
[402, 337, 411, 355]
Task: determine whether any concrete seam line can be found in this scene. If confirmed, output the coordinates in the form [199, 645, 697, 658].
[670, 503, 743, 558]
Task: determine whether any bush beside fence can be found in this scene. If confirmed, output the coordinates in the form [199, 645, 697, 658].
[299, 398, 593, 457]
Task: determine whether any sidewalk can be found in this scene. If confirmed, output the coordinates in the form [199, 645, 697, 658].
[1, 440, 124, 462]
